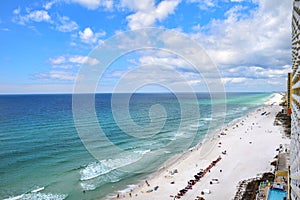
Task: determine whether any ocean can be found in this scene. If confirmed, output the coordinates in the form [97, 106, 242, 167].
[0, 92, 274, 200]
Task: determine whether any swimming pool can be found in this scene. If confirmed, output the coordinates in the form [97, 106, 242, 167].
[267, 188, 286, 200]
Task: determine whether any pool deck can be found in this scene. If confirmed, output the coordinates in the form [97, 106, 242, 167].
[256, 149, 289, 200]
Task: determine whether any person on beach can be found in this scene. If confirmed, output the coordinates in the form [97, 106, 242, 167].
[145, 180, 150, 186]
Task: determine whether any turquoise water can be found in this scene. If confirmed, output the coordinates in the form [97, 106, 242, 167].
[0, 92, 273, 199]
[268, 189, 287, 200]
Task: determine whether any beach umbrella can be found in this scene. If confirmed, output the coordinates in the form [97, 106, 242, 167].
[202, 189, 210, 194]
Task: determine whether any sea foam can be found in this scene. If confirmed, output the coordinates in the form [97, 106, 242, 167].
[80, 150, 150, 181]
[4, 193, 67, 200]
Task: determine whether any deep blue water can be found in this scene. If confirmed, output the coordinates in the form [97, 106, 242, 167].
[0, 93, 273, 199]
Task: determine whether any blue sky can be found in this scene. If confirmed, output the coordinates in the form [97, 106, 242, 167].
[0, 0, 293, 94]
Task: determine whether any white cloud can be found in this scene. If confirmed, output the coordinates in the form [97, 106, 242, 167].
[126, 12, 156, 29]
[122, 0, 181, 30]
[79, 27, 94, 43]
[12, 8, 78, 33]
[51, 65, 73, 69]
[109, 64, 188, 83]
[48, 71, 75, 80]
[55, 16, 79, 32]
[49, 56, 66, 65]
[14, 10, 52, 25]
[255, 65, 291, 78]
[267, 80, 282, 85]
[156, 0, 180, 21]
[221, 65, 291, 80]
[190, 0, 292, 88]
[70, 0, 101, 9]
[221, 77, 247, 84]
[188, 80, 202, 85]
[13, 7, 21, 15]
[98, 28, 224, 92]
[78, 27, 105, 44]
[49, 55, 99, 66]
[138, 54, 190, 72]
[34, 70, 76, 81]
[69, 55, 100, 66]
[105, 65, 199, 93]
[24, 10, 51, 23]
[68, 0, 113, 10]
[70, 41, 77, 46]
[102, 48, 209, 92]
[44, 0, 57, 10]
[43, 0, 114, 10]
[187, 0, 216, 10]
[121, 0, 154, 11]
[101, 0, 113, 9]
[218, 76, 286, 91]
[1, 28, 10, 31]
[192, 24, 201, 31]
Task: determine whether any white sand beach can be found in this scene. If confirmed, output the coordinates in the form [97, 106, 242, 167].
[113, 93, 289, 200]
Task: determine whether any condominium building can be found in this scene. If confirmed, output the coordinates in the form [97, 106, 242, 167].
[291, 1, 300, 199]
[288, 72, 293, 115]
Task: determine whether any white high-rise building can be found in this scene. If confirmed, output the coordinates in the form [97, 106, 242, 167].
[291, 1, 300, 199]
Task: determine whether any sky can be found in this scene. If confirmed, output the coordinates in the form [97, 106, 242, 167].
[0, 0, 293, 94]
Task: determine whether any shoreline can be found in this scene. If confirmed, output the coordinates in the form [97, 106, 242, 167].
[108, 93, 288, 200]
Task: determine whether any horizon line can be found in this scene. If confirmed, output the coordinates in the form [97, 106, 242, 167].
[0, 91, 284, 95]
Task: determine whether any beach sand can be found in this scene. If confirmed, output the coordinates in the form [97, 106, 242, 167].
[112, 93, 289, 200]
